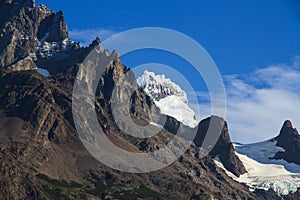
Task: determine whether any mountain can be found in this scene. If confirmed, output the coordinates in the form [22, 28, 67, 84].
[137, 70, 198, 128]
[137, 71, 247, 177]
[194, 117, 247, 177]
[273, 120, 300, 165]
[137, 68, 300, 197]
[0, 0, 299, 199]
[214, 121, 300, 196]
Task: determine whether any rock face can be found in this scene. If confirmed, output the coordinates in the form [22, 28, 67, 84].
[273, 120, 300, 165]
[0, 1, 288, 199]
[0, 57, 258, 199]
[193, 116, 247, 177]
[41, 10, 68, 42]
[0, 0, 34, 29]
[0, 0, 47, 68]
[0, 0, 82, 74]
[161, 115, 247, 177]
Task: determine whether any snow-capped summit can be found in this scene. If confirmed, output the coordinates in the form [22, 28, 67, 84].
[137, 70, 187, 102]
[137, 70, 198, 128]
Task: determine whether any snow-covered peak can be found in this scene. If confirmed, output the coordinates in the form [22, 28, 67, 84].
[137, 70, 198, 128]
[137, 70, 188, 102]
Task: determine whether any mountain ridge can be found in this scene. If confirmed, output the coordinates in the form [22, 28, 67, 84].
[0, 1, 299, 199]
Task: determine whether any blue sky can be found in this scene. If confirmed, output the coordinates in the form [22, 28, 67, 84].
[36, 0, 300, 143]
[36, 0, 300, 75]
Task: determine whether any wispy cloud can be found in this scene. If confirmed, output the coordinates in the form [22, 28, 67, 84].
[196, 56, 300, 143]
[69, 28, 118, 47]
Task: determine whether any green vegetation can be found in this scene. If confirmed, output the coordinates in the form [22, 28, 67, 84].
[134, 184, 160, 198]
[113, 190, 136, 200]
[110, 184, 160, 199]
[83, 180, 108, 197]
[37, 174, 84, 199]
[41, 185, 71, 200]
[37, 174, 160, 199]
[37, 174, 83, 189]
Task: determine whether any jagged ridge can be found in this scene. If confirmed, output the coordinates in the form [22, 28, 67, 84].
[0, 1, 298, 199]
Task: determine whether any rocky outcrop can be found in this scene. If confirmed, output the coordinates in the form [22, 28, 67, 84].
[273, 120, 300, 165]
[194, 116, 247, 177]
[161, 115, 247, 177]
[0, 0, 79, 74]
[0, 0, 34, 29]
[40, 10, 68, 42]
[0, 2, 50, 68]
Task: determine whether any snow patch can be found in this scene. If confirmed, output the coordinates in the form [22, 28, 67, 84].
[149, 122, 164, 129]
[34, 68, 50, 76]
[37, 4, 53, 15]
[37, 38, 74, 58]
[20, 34, 29, 40]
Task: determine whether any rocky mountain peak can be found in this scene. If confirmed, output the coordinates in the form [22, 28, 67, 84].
[276, 120, 300, 144]
[43, 10, 68, 42]
[273, 120, 300, 165]
[92, 36, 101, 46]
[0, 0, 68, 69]
[279, 120, 298, 136]
[0, 0, 92, 75]
[193, 116, 247, 177]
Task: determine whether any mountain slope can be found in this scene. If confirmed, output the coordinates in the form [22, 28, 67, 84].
[0, 1, 296, 199]
[0, 51, 260, 199]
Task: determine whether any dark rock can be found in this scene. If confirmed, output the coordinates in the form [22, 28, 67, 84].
[163, 115, 181, 134]
[0, 1, 76, 74]
[194, 116, 247, 177]
[0, 0, 34, 29]
[254, 189, 281, 200]
[44, 11, 68, 42]
[283, 188, 300, 199]
[273, 120, 300, 165]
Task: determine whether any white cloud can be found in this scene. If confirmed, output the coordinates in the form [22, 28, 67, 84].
[69, 28, 117, 47]
[196, 56, 300, 144]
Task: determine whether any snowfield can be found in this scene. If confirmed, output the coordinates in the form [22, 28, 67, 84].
[215, 140, 300, 195]
[154, 95, 198, 128]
